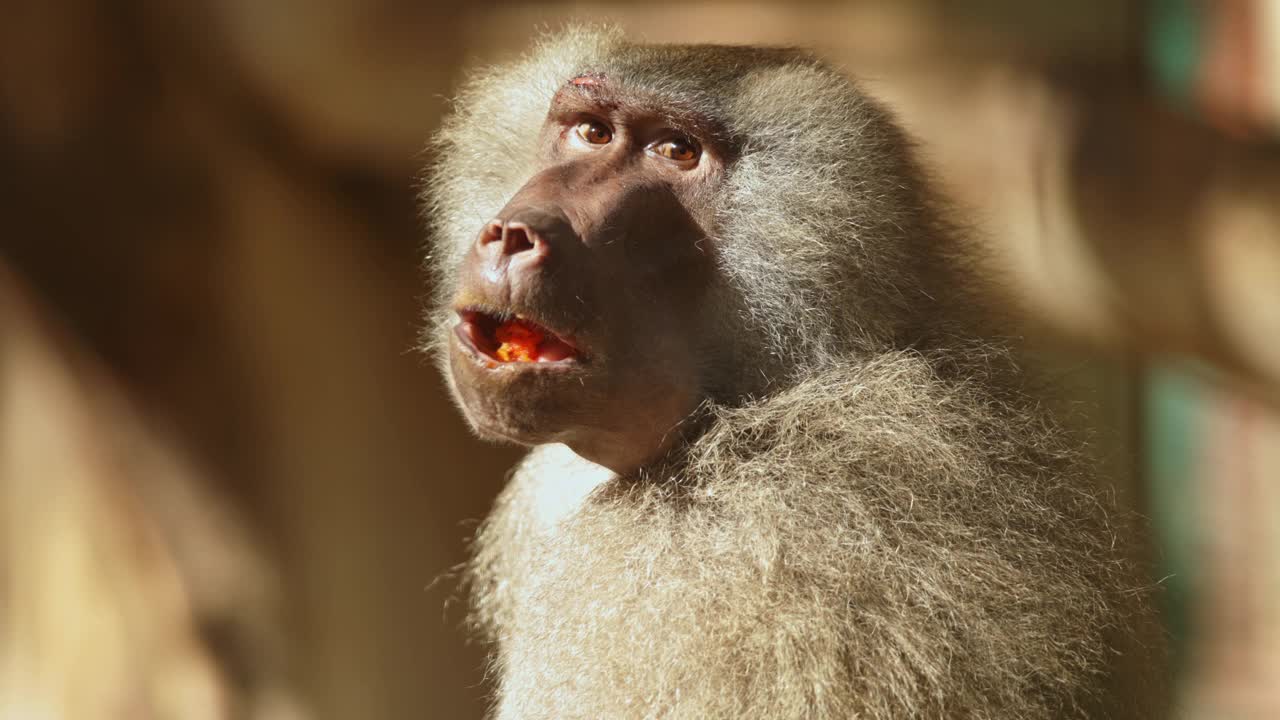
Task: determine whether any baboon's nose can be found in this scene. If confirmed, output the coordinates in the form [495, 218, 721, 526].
[478, 219, 538, 255]
[475, 219, 548, 283]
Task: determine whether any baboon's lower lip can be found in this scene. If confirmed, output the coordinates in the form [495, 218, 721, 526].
[454, 310, 580, 365]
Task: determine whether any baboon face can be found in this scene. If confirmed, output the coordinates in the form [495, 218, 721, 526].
[435, 41, 933, 472]
[446, 75, 728, 473]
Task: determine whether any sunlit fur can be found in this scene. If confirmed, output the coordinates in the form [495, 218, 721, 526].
[424, 28, 1165, 720]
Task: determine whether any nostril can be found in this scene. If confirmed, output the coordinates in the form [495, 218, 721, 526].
[478, 220, 504, 246]
[503, 224, 536, 255]
[476, 218, 548, 261]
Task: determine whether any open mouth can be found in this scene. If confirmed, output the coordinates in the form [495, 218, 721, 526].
[455, 309, 580, 365]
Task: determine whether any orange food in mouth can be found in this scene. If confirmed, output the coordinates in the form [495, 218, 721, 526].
[455, 309, 579, 365]
[494, 320, 546, 363]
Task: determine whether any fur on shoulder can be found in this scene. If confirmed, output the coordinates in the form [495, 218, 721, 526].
[469, 353, 1163, 720]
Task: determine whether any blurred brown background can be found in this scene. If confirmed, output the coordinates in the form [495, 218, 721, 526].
[2, 1, 1278, 719]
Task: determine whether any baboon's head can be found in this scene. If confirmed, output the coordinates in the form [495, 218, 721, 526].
[424, 29, 941, 473]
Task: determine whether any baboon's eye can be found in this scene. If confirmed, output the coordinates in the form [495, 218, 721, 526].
[575, 121, 613, 145]
[653, 137, 700, 164]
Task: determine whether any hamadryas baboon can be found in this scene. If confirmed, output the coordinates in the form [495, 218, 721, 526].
[422, 28, 1166, 720]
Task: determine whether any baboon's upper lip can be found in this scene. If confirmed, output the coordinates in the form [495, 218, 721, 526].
[453, 308, 581, 366]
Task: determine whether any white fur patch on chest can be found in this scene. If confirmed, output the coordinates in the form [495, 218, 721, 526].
[518, 444, 613, 530]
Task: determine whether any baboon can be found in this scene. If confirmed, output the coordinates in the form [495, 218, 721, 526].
[423, 29, 1166, 719]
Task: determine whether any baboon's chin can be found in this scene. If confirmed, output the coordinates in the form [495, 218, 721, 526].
[458, 397, 574, 448]
[448, 340, 594, 446]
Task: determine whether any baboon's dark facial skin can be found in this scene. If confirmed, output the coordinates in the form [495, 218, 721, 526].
[448, 77, 727, 474]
